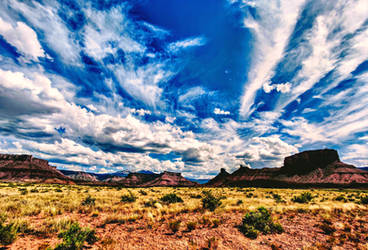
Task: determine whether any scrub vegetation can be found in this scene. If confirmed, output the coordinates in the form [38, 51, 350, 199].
[0, 182, 367, 249]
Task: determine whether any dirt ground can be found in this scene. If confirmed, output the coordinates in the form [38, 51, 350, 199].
[7, 209, 368, 250]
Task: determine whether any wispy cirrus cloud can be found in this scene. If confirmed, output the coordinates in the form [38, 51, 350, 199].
[238, 0, 306, 118]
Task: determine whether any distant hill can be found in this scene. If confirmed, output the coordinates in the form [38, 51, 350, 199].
[359, 167, 368, 172]
[187, 178, 210, 184]
[0, 154, 74, 184]
[61, 168, 197, 187]
[141, 171, 198, 187]
[208, 149, 368, 187]
[60, 169, 156, 181]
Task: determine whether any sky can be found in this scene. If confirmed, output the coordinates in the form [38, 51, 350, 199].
[0, 0, 367, 178]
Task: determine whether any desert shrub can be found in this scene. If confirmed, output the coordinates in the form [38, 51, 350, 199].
[0, 215, 18, 245]
[18, 188, 28, 195]
[168, 220, 181, 233]
[246, 193, 253, 198]
[143, 199, 157, 207]
[334, 195, 347, 202]
[292, 192, 313, 203]
[359, 195, 368, 204]
[54, 222, 97, 250]
[160, 193, 183, 204]
[30, 188, 39, 193]
[236, 199, 243, 205]
[81, 195, 96, 206]
[186, 221, 197, 231]
[190, 194, 202, 199]
[272, 193, 284, 203]
[13, 219, 30, 234]
[121, 191, 136, 203]
[201, 191, 222, 211]
[240, 207, 283, 239]
[138, 190, 147, 195]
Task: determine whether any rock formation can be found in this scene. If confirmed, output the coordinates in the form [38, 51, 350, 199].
[208, 149, 368, 187]
[141, 171, 199, 187]
[0, 154, 74, 184]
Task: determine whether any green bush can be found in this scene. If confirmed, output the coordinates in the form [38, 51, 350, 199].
[0, 221, 18, 245]
[54, 222, 98, 250]
[359, 195, 368, 204]
[334, 195, 347, 202]
[272, 193, 284, 203]
[240, 207, 283, 239]
[121, 191, 136, 203]
[160, 193, 183, 204]
[190, 194, 202, 199]
[201, 191, 222, 211]
[18, 188, 28, 195]
[143, 199, 157, 207]
[291, 192, 313, 203]
[81, 195, 96, 206]
[138, 190, 147, 195]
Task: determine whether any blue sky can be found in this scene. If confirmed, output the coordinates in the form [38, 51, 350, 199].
[0, 0, 367, 178]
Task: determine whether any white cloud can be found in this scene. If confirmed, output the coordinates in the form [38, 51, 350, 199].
[275, 0, 368, 111]
[130, 108, 151, 116]
[178, 86, 206, 104]
[167, 36, 207, 53]
[239, 0, 306, 117]
[112, 63, 173, 108]
[6, 0, 81, 63]
[214, 108, 230, 115]
[263, 82, 291, 93]
[341, 144, 368, 167]
[83, 5, 146, 60]
[0, 68, 300, 176]
[281, 73, 368, 145]
[0, 17, 44, 60]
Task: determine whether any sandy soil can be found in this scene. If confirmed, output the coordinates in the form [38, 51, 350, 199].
[5, 209, 368, 250]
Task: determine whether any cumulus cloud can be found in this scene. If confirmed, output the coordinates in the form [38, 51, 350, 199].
[0, 17, 44, 60]
[0, 67, 299, 176]
[213, 108, 230, 115]
[263, 82, 291, 93]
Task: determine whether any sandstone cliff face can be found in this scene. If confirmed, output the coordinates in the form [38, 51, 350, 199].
[207, 168, 230, 186]
[0, 154, 74, 184]
[208, 149, 368, 187]
[281, 149, 340, 175]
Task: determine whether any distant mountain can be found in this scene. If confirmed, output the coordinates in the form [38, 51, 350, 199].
[187, 178, 210, 184]
[359, 167, 368, 171]
[141, 171, 199, 187]
[0, 154, 74, 184]
[60, 169, 155, 182]
[61, 168, 197, 187]
[60, 170, 99, 182]
[208, 149, 368, 187]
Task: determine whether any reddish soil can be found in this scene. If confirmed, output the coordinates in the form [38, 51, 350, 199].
[6, 209, 368, 250]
